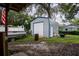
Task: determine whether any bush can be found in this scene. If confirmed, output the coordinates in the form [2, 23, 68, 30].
[59, 31, 79, 35]
[59, 33, 65, 37]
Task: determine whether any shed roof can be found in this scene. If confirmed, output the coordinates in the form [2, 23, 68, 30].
[31, 17, 59, 25]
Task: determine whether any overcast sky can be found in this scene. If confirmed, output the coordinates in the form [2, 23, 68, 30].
[75, 11, 79, 18]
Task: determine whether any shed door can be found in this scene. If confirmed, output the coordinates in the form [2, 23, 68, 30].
[50, 26, 53, 37]
[34, 23, 43, 37]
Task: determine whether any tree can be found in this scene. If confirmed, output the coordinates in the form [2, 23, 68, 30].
[23, 3, 53, 18]
[8, 10, 32, 31]
[59, 3, 79, 20]
[8, 3, 79, 28]
[8, 10, 16, 25]
[70, 18, 79, 24]
[24, 3, 79, 19]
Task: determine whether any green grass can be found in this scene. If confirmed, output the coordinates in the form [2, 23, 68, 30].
[46, 35, 79, 44]
[15, 35, 34, 44]
[14, 35, 79, 44]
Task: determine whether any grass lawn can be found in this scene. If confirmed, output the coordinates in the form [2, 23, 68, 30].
[14, 35, 79, 44]
[47, 35, 79, 44]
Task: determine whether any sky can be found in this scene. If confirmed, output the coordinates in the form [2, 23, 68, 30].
[75, 11, 79, 18]
[53, 12, 71, 25]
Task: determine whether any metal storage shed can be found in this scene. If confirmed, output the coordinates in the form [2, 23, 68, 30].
[31, 17, 59, 38]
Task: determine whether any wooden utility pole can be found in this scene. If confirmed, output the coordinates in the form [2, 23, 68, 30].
[4, 4, 9, 56]
[0, 4, 9, 56]
[0, 32, 5, 56]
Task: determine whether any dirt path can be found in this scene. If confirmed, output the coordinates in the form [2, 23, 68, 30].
[8, 42, 79, 56]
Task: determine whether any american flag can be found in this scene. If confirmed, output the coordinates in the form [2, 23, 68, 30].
[1, 8, 6, 25]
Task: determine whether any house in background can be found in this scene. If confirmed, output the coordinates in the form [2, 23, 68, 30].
[31, 17, 59, 38]
[63, 24, 79, 31]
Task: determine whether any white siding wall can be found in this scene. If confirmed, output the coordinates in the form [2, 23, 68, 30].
[31, 17, 49, 37]
[31, 17, 59, 37]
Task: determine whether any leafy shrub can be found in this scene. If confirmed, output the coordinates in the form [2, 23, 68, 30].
[59, 31, 79, 35]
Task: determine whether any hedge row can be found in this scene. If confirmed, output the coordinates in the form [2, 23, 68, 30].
[59, 31, 79, 35]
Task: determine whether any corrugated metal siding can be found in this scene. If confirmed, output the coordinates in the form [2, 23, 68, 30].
[31, 17, 49, 37]
[31, 17, 59, 37]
